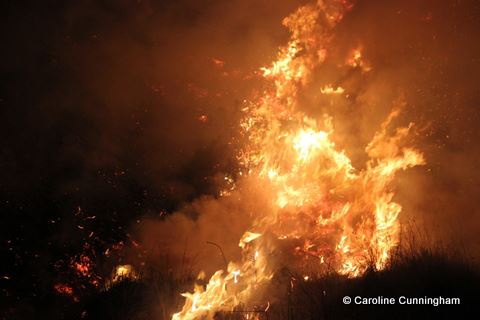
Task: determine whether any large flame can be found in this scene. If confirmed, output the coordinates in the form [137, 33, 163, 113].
[173, 1, 424, 319]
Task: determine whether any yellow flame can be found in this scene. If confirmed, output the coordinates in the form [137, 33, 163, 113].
[320, 85, 345, 94]
[110, 264, 137, 285]
[173, 1, 424, 318]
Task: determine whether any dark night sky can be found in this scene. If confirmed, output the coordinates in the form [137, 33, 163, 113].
[1, 0, 480, 318]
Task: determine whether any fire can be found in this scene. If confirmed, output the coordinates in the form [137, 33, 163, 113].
[173, 0, 424, 318]
[346, 47, 371, 72]
[112, 264, 137, 282]
[320, 85, 345, 94]
[105, 264, 139, 289]
[293, 129, 329, 162]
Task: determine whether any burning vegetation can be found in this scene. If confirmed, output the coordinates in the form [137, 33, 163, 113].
[173, 1, 425, 319]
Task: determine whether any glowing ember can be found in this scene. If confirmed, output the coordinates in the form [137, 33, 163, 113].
[198, 115, 208, 123]
[54, 283, 74, 296]
[73, 254, 92, 277]
[173, 0, 424, 318]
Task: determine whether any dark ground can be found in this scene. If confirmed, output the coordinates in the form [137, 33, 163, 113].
[85, 249, 480, 319]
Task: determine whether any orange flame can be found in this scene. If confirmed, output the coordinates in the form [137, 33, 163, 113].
[173, 0, 424, 318]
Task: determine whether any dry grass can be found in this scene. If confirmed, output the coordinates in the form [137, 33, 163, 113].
[85, 234, 480, 320]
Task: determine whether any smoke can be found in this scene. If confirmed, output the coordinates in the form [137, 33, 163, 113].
[131, 0, 480, 277]
[136, 177, 274, 275]
[339, 0, 480, 254]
